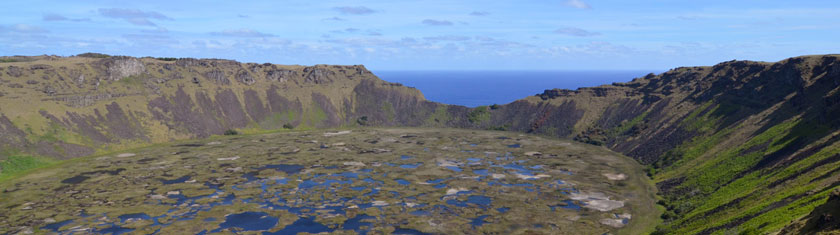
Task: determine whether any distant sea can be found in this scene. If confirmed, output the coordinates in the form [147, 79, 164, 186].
[373, 70, 656, 107]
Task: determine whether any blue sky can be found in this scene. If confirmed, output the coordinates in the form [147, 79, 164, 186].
[1, 0, 838, 70]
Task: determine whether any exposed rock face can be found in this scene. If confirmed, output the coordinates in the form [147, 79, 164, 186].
[0, 114, 28, 151]
[203, 70, 231, 85]
[43, 93, 130, 108]
[304, 66, 335, 84]
[0, 55, 428, 161]
[2, 54, 840, 234]
[5, 66, 24, 77]
[101, 57, 145, 81]
[30, 64, 52, 70]
[265, 69, 297, 82]
[538, 89, 575, 100]
[235, 70, 255, 85]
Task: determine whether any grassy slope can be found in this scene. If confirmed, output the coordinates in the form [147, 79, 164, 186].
[506, 55, 840, 234]
[645, 57, 840, 234]
[0, 56, 418, 156]
[3, 54, 840, 234]
[0, 56, 433, 188]
[0, 155, 57, 181]
[656, 118, 840, 234]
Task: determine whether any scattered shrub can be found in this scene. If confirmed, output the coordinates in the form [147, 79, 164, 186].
[76, 52, 110, 58]
[487, 123, 511, 131]
[223, 129, 239, 135]
[356, 116, 369, 126]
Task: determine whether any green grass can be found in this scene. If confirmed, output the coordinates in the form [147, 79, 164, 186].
[0, 125, 311, 185]
[258, 112, 295, 129]
[424, 105, 451, 126]
[304, 102, 327, 127]
[75, 52, 110, 58]
[609, 111, 649, 137]
[287, 110, 298, 123]
[118, 75, 144, 87]
[467, 106, 490, 123]
[0, 155, 57, 182]
[21, 117, 95, 150]
[652, 107, 738, 178]
[682, 102, 726, 132]
[682, 120, 797, 194]
[654, 117, 840, 234]
[381, 101, 395, 122]
[653, 128, 731, 177]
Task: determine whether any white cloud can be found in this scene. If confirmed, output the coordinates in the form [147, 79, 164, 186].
[43, 13, 90, 22]
[210, 29, 274, 37]
[0, 24, 49, 34]
[98, 8, 172, 26]
[423, 35, 471, 41]
[554, 27, 600, 37]
[422, 19, 454, 26]
[565, 0, 591, 9]
[333, 6, 376, 15]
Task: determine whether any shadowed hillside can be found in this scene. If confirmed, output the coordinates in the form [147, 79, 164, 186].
[780, 189, 840, 234]
[471, 54, 840, 234]
[1, 53, 839, 234]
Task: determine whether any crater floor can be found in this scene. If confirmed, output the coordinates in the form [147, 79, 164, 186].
[0, 128, 658, 234]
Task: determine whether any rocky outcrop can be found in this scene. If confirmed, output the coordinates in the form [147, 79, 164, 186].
[203, 70, 231, 85]
[100, 56, 145, 81]
[43, 93, 132, 108]
[235, 70, 255, 85]
[265, 69, 297, 83]
[304, 66, 336, 84]
[5, 66, 24, 77]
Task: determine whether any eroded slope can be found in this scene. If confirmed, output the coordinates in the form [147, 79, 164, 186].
[0, 55, 432, 162]
[470, 55, 840, 234]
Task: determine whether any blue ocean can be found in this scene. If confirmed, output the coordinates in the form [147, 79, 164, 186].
[373, 70, 656, 107]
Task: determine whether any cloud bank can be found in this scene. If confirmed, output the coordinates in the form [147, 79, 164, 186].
[98, 8, 172, 26]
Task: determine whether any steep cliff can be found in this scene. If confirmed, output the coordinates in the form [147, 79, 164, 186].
[469, 54, 840, 234]
[0, 55, 434, 162]
[2, 54, 839, 234]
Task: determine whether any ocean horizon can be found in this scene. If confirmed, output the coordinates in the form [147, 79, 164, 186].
[373, 70, 657, 107]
